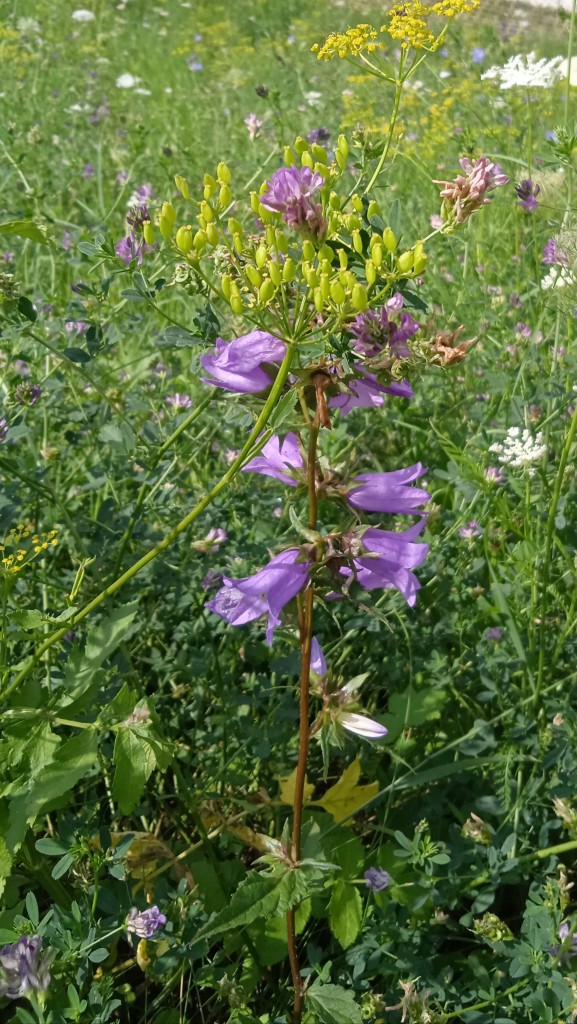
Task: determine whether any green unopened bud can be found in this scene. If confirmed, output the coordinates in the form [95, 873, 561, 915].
[246, 265, 262, 287]
[217, 161, 231, 185]
[265, 226, 276, 247]
[228, 217, 243, 237]
[345, 214, 361, 232]
[259, 278, 275, 304]
[250, 191, 260, 214]
[343, 270, 356, 291]
[193, 229, 207, 251]
[233, 233, 243, 254]
[142, 221, 154, 246]
[320, 273, 330, 300]
[330, 280, 346, 304]
[313, 287, 324, 312]
[276, 231, 288, 253]
[352, 283, 368, 311]
[230, 291, 244, 314]
[206, 223, 219, 247]
[352, 194, 363, 214]
[414, 240, 425, 261]
[372, 243, 383, 268]
[219, 184, 232, 208]
[294, 136, 308, 155]
[306, 268, 319, 288]
[301, 151, 314, 169]
[329, 192, 341, 211]
[158, 216, 172, 239]
[328, 212, 339, 234]
[314, 162, 329, 179]
[268, 260, 282, 286]
[203, 173, 217, 193]
[414, 253, 428, 274]
[338, 249, 348, 270]
[197, 215, 207, 231]
[337, 134, 349, 157]
[284, 145, 296, 165]
[367, 199, 380, 219]
[255, 244, 268, 269]
[320, 259, 332, 277]
[383, 227, 397, 252]
[311, 144, 327, 163]
[302, 240, 315, 262]
[174, 174, 190, 199]
[318, 245, 333, 263]
[335, 150, 347, 171]
[161, 201, 176, 228]
[200, 201, 214, 223]
[365, 259, 376, 286]
[352, 229, 363, 255]
[175, 225, 193, 253]
[282, 257, 296, 282]
[221, 274, 232, 299]
[258, 203, 272, 223]
[397, 250, 414, 274]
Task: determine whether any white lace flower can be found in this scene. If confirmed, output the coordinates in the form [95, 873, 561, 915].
[542, 267, 574, 290]
[481, 52, 564, 89]
[71, 9, 95, 21]
[116, 72, 140, 89]
[489, 426, 546, 472]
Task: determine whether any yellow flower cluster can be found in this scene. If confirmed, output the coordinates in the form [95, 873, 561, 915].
[384, 0, 480, 50]
[312, 24, 379, 61]
[0, 523, 59, 575]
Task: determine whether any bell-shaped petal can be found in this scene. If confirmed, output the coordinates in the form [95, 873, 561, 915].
[242, 433, 303, 486]
[346, 464, 430, 514]
[310, 637, 327, 677]
[329, 366, 413, 416]
[338, 711, 388, 739]
[200, 330, 286, 393]
[341, 519, 428, 607]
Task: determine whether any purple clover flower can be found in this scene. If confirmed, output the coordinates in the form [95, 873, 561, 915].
[65, 320, 88, 333]
[345, 464, 430, 514]
[485, 627, 502, 640]
[82, 163, 95, 179]
[458, 520, 483, 539]
[515, 179, 540, 212]
[206, 549, 311, 644]
[485, 466, 504, 483]
[542, 238, 569, 266]
[165, 393, 193, 409]
[200, 330, 286, 393]
[260, 166, 327, 242]
[348, 294, 419, 359]
[329, 367, 413, 417]
[340, 519, 429, 606]
[115, 235, 147, 265]
[364, 867, 391, 892]
[242, 433, 303, 485]
[307, 127, 331, 146]
[126, 906, 167, 938]
[435, 157, 509, 224]
[515, 322, 532, 339]
[0, 936, 51, 1000]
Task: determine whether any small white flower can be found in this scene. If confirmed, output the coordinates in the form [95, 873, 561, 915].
[303, 90, 322, 107]
[439, 70, 452, 79]
[489, 426, 546, 472]
[338, 711, 388, 740]
[482, 52, 564, 90]
[115, 73, 140, 89]
[71, 9, 95, 21]
[134, 87, 151, 95]
[542, 267, 574, 290]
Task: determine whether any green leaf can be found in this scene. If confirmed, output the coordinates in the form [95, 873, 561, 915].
[0, 220, 50, 245]
[25, 891, 39, 928]
[269, 390, 297, 430]
[306, 981, 362, 1024]
[196, 867, 310, 942]
[35, 837, 68, 856]
[329, 880, 362, 949]
[381, 685, 447, 743]
[52, 853, 75, 879]
[88, 947, 109, 963]
[112, 729, 156, 814]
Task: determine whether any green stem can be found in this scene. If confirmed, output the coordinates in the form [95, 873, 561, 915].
[442, 981, 525, 1020]
[363, 68, 405, 194]
[1, 345, 296, 701]
[564, 0, 577, 128]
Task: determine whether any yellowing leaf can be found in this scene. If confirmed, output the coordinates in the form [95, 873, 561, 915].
[313, 758, 378, 824]
[279, 767, 315, 807]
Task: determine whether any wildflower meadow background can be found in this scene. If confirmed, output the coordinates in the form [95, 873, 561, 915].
[2, 0, 577, 1022]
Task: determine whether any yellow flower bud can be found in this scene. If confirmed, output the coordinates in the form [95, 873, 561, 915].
[174, 174, 189, 199]
[383, 227, 397, 252]
[161, 201, 176, 228]
[158, 216, 172, 239]
[203, 185, 213, 201]
[320, 259, 332, 277]
[337, 134, 349, 157]
[414, 240, 425, 260]
[329, 192, 341, 211]
[320, 273, 330, 300]
[335, 150, 347, 171]
[343, 270, 356, 291]
[221, 274, 232, 299]
[284, 146, 296, 165]
[250, 191, 260, 214]
[352, 194, 363, 214]
[346, 214, 361, 232]
[193, 229, 207, 251]
[302, 240, 315, 262]
[197, 215, 207, 231]
[233, 233, 243, 254]
[255, 243, 268, 269]
[228, 217, 242, 237]
[200, 201, 214, 223]
[314, 162, 329, 179]
[246, 265, 262, 287]
[282, 257, 296, 281]
[311, 144, 327, 163]
[175, 225, 193, 253]
[136, 940, 150, 973]
[266, 226, 276, 247]
[217, 161, 231, 185]
[294, 136, 308, 155]
[330, 280, 346, 304]
[206, 222, 219, 247]
[142, 221, 155, 246]
[365, 259, 376, 286]
[318, 245, 334, 263]
[338, 249, 348, 270]
[259, 278, 275, 304]
[258, 203, 272, 223]
[352, 229, 363, 255]
[276, 231, 288, 253]
[230, 292, 244, 314]
[306, 268, 319, 288]
[219, 184, 232, 208]
[414, 253, 428, 274]
[352, 283, 368, 311]
[268, 260, 282, 286]
[372, 243, 383, 268]
[301, 151, 314, 169]
[313, 287, 324, 312]
[367, 199, 380, 219]
[397, 250, 414, 274]
[203, 173, 217, 193]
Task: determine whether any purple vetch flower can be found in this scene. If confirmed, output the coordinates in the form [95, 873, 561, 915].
[14, 359, 30, 376]
[244, 113, 264, 141]
[307, 127, 331, 146]
[165, 392, 193, 409]
[515, 179, 540, 212]
[515, 321, 532, 339]
[545, 129, 558, 143]
[430, 214, 443, 230]
[62, 231, 73, 250]
[260, 166, 327, 242]
[472, 47, 486, 64]
[82, 163, 95, 179]
[15, 383, 42, 407]
[364, 867, 391, 892]
[201, 569, 222, 591]
[200, 330, 286, 393]
[542, 238, 569, 266]
[206, 549, 311, 644]
[485, 627, 502, 640]
[348, 296, 420, 359]
[345, 464, 430, 515]
[0, 936, 51, 1000]
[550, 922, 577, 959]
[340, 519, 429, 607]
[0, 418, 9, 442]
[329, 367, 413, 417]
[242, 433, 303, 485]
[458, 520, 483, 539]
[126, 906, 167, 938]
[434, 157, 509, 224]
[485, 466, 505, 483]
[116, 235, 146, 265]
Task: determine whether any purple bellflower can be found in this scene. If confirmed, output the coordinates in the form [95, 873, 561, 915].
[0, 936, 51, 1000]
[242, 433, 303, 485]
[515, 179, 540, 212]
[206, 549, 311, 644]
[126, 906, 167, 938]
[260, 166, 327, 242]
[329, 367, 413, 417]
[310, 638, 388, 739]
[345, 463, 430, 514]
[341, 519, 429, 606]
[364, 866, 391, 891]
[200, 330, 286, 393]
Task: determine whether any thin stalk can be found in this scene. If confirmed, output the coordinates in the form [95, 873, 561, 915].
[564, 0, 577, 128]
[363, 62, 405, 195]
[1, 345, 295, 700]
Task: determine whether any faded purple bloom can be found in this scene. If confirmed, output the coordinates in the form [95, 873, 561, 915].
[14, 359, 30, 376]
[62, 231, 73, 250]
[307, 127, 331, 146]
[329, 367, 413, 417]
[348, 296, 420, 359]
[485, 627, 502, 640]
[345, 463, 430, 514]
[509, 292, 522, 308]
[90, 102, 110, 125]
[193, 527, 228, 553]
[551, 922, 577, 959]
[458, 520, 482, 539]
[515, 179, 539, 212]
[3, 251, 14, 263]
[339, 712, 388, 739]
[545, 130, 558, 143]
[82, 163, 95, 179]
[152, 361, 170, 377]
[186, 55, 203, 71]
[515, 322, 532, 339]
[542, 238, 568, 266]
[0, 418, 9, 442]
[201, 570, 222, 591]
[165, 392, 192, 409]
[261, 166, 327, 242]
[206, 548, 310, 644]
[65, 320, 88, 333]
[472, 47, 486, 64]
[430, 214, 443, 230]
[310, 636, 327, 676]
[0, 936, 51, 1000]
[434, 157, 509, 224]
[485, 466, 505, 484]
[341, 519, 428, 607]
[244, 113, 264, 141]
[15, 383, 42, 407]
[242, 433, 303, 485]
[200, 330, 286, 393]
[126, 906, 166, 938]
[117, 169, 128, 184]
[365, 867, 391, 891]
[115, 234, 152, 266]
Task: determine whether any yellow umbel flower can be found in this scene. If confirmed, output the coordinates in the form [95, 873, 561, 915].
[383, 0, 479, 50]
[312, 24, 379, 61]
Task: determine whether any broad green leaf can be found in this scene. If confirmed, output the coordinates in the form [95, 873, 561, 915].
[249, 898, 311, 966]
[381, 685, 447, 744]
[34, 837, 68, 856]
[306, 981, 362, 1024]
[0, 220, 50, 245]
[0, 837, 13, 897]
[84, 602, 139, 668]
[196, 867, 309, 942]
[312, 759, 378, 824]
[323, 830, 364, 879]
[329, 880, 362, 949]
[112, 729, 156, 814]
